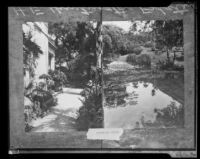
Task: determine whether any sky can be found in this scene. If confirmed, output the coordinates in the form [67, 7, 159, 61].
[102, 20, 154, 33]
[102, 21, 132, 32]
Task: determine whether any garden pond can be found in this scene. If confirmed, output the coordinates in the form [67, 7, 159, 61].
[104, 80, 184, 129]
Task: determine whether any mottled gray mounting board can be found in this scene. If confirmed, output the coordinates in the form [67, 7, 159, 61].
[9, 6, 196, 157]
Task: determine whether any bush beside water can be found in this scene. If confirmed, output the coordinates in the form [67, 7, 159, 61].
[154, 101, 184, 127]
[131, 46, 143, 55]
[126, 54, 151, 67]
[144, 41, 154, 48]
[76, 87, 103, 130]
[120, 44, 142, 55]
[156, 60, 184, 71]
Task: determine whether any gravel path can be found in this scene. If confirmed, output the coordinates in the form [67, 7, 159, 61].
[30, 88, 83, 132]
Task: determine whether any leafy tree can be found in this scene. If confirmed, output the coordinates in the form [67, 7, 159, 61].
[150, 20, 183, 63]
[102, 24, 147, 56]
[49, 21, 96, 83]
[130, 20, 183, 64]
[102, 25, 125, 55]
[48, 21, 77, 69]
[102, 34, 112, 57]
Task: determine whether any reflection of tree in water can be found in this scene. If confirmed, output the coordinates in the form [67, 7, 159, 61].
[133, 82, 138, 88]
[151, 89, 156, 96]
[127, 100, 138, 106]
[143, 82, 149, 88]
[105, 84, 128, 107]
[150, 74, 160, 96]
[153, 101, 184, 127]
[104, 82, 139, 108]
[139, 101, 184, 128]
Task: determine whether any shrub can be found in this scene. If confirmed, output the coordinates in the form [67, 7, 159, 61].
[24, 96, 34, 132]
[126, 54, 151, 67]
[126, 54, 137, 65]
[156, 60, 183, 71]
[172, 64, 184, 71]
[24, 84, 57, 132]
[119, 42, 142, 55]
[157, 60, 171, 70]
[48, 70, 68, 90]
[131, 46, 143, 55]
[76, 86, 103, 131]
[144, 41, 154, 48]
[137, 54, 151, 67]
[175, 56, 184, 61]
[154, 102, 184, 127]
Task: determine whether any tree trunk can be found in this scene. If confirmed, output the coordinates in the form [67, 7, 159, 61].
[173, 51, 176, 64]
[167, 49, 170, 63]
[66, 61, 69, 70]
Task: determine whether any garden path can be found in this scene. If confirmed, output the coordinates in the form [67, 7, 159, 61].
[29, 88, 84, 132]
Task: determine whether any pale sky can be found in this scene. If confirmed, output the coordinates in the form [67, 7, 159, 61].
[102, 21, 154, 33]
[102, 21, 132, 32]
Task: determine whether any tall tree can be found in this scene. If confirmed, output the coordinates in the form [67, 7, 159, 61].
[48, 21, 77, 69]
[49, 21, 96, 81]
[130, 20, 183, 64]
[102, 25, 125, 56]
[151, 20, 183, 63]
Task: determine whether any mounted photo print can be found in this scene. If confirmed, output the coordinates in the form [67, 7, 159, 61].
[9, 5, 197, 157]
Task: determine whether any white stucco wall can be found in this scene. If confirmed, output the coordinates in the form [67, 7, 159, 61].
[22, 22, 49, 82]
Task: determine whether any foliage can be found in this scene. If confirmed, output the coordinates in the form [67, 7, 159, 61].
[130, 20, 183, 64]
[102, 24, 148, 56]
[39, 74, 55, 90]
[144, 41, 154, 48]
[103, 34, 113, 57]
[49, 21, 97, 85]
[153, 20, 183, 50]
[127, 33, 152, 45]
[130, 46, 143, 55]
[76, 84, 103, 131]
[56, 53, 96, 87]
[137, 54, 151, 67]
[126, 54, 151, 67]
[154, 102, 184, 127]
[49, 21, 96, 66]
[24, 96, 34, 132]
[24, 82, 57, 132]
[119, 42, 142, 55]
[175, 56, 184, 61]
[102, 25, 125, 56]
[48, 70, 68, 90]
[23, 31, 43, 77]
[152, 20, 183, 63]
[156, 60, 183, 71]
[126, 54, 137, 65]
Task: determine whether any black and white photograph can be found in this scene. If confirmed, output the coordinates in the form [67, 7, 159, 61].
[23, 21, 103, 133]
[9, 6, 196, 157]
[103, 20, 184, 145]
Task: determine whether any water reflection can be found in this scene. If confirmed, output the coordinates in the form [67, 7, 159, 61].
[104, 81, 184, 129]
